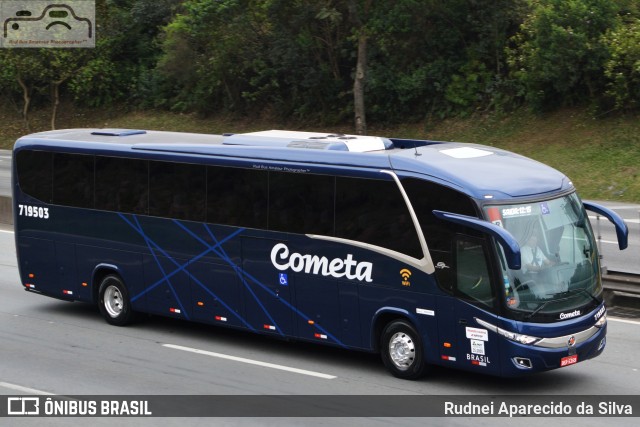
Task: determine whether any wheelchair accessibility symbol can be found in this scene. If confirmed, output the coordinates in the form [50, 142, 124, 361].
[279, 273, 288, 286]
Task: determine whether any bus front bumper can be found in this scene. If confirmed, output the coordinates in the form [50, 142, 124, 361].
[500, 323, 607, 376]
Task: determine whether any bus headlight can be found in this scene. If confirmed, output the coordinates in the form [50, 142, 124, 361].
[595, 313, 607, 328]
[496, 328, 541, 345]
[475, 317, 541, 345]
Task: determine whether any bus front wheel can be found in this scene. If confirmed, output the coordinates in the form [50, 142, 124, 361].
[380, 320, 428, 380]
[98, 275, 134, 326]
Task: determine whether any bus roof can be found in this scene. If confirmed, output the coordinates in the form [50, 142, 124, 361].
[15, 128, 572, 200]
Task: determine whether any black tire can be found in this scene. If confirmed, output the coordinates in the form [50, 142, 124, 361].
[380, 320, 428, 380]
[98, 275, 134, 326]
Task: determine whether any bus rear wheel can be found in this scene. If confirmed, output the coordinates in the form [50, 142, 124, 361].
[98, 275, 134, 326]
[380, 320, 428, 380]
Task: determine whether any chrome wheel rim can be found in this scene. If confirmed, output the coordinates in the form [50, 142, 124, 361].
[388, 332, 416, 370]
[104, 285, 123, 318]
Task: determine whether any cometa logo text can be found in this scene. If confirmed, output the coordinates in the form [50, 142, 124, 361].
[270, 243, 373, 282]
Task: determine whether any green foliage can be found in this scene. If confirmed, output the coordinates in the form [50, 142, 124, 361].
[507, 0, 619, 111]
[3, 0, 640, 127]
[602, 16, 640, 110]
[68, 0, 181, 107]
[156, 0, 354, 120]
[365, 0, 527, 120]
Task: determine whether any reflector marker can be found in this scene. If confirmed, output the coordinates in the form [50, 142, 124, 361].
[197, 301, 205, 307]
[441, 355, 457, 361]
[81, 282, 88, 287]
[263, 324, 276, 331]
[25, 284, 35, 289]
[62, 290, 73, 295]
[169, 308, 181, 314]
[314, 333, 327, 340]
[215, 316, 227, 322]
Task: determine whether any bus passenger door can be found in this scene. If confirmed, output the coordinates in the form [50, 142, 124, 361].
[434, 235, 500, 374]
[451, 236, 502, 376]
[241, 237, 295, 336]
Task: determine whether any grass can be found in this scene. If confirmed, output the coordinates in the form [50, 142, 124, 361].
[2, 103, 639, 202]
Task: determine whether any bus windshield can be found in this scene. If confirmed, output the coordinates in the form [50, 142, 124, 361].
[484, 193, 602, 322]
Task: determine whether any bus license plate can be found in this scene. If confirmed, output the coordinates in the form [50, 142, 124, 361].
[560, 355, 578, 367]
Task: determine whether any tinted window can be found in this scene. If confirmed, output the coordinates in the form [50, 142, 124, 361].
[16, 150, 52, 203]
[456, 237, 494, 308]
[95, 156, 148, 214]
[149, 161, 206, 221]
[336, 177, 422, 258]
[269, 172, 334, 235]
[403, 178, 478, 251]
[207, 166, 268, 229]
[53, 153, 94, 208]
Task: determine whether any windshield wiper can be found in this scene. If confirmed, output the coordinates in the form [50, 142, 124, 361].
[562, 287, 600, 305]
[525, 288, 600, 320]
[525, 300, 551, 320]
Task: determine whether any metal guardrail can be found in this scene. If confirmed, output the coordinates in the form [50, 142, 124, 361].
[602, 271, 640, 312]
[602, 270, 640, 294]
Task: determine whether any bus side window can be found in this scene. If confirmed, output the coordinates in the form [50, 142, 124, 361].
[95, 156, 149, 214]
[149, 161, 206, 221]
[53, 153, 94, 208]
[16, 150, 53, 203]
[207, 166, 268, 229]
[335, 177, 422, 258]
[268, 172, 334, 236]
[401, 178, 480, 292]
[455, 237, 494, 308]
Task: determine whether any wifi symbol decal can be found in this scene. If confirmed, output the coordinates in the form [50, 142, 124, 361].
[400, 268, 412, 287]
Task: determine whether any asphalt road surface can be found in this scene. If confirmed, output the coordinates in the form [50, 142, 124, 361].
[0, 226, 638, 426]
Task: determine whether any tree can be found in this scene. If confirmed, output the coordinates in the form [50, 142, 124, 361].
[507, 0, 619, 111]
[348, 0, 371, 135]
[603, 16, 640, 111]
[0, 47, 96, 131]
[69, 0, 181, 108]
[44, 49, 95, 129]
[0, 50, 48, 131]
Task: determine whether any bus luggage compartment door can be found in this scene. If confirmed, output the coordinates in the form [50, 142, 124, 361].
[189, 261, 244, 328]
[18, 237, 60, 297]
[241, 237, 294, 337]
[142, 254, 191, 320]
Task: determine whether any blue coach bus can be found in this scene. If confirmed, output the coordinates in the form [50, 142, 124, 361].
[12, 129, 628, 379]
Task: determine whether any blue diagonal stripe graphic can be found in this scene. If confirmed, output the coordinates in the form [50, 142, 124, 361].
[174, 220, 282, 335]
